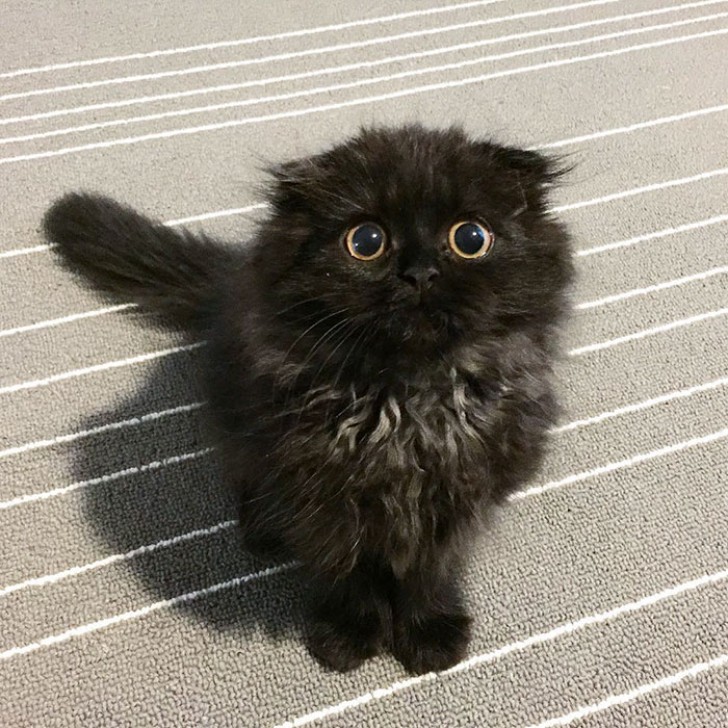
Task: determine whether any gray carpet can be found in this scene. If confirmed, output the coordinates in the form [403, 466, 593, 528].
[1, 0, 727, 726]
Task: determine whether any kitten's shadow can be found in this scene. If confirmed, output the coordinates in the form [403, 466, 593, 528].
[71, 331, 304, 641]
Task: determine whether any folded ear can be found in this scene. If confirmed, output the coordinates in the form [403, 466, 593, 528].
[489, 146, 571, 214]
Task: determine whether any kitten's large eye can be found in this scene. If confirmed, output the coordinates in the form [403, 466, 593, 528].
[448, 221, 494, 259]
[345, 223, 386, 261]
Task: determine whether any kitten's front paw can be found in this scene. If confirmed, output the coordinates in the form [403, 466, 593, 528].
[308, 616, 383, 673]
[393, 611, 471, 674]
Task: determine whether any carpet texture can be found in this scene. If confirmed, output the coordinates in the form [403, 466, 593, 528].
[1, 1, 727, 726]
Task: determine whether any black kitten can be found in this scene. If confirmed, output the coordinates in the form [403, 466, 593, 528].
[43, 125, 574, 675]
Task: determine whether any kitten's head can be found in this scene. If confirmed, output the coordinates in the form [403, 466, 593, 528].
[255, 125, 573, 375]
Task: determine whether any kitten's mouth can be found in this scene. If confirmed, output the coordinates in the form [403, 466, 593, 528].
[384, 297, 449, 341]
[391, 286, 434, 306]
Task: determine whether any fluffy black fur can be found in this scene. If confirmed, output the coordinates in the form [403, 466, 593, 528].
[43, 125, 574, 674]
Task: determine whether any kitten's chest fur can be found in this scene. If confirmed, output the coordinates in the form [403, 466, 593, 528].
[276, 368, 505, 574]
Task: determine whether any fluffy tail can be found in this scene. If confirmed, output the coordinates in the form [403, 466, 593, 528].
[43, 192, 234, 328]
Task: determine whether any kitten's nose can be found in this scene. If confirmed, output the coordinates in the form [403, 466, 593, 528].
[399, 265, 440, 290]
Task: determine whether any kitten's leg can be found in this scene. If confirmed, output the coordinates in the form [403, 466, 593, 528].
[307, 560, 392, 672]
[391, 566, 471, 675]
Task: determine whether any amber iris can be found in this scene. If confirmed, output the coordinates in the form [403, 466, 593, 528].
[345, 223, 386, 261]
[448, 221, 494, 259]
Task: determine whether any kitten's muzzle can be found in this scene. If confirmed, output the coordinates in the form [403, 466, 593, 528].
[398, 264, 440, 292]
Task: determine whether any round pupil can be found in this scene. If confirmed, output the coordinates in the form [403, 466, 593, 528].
[352, 225, 383, 257]
[454, 223, 485, 255]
